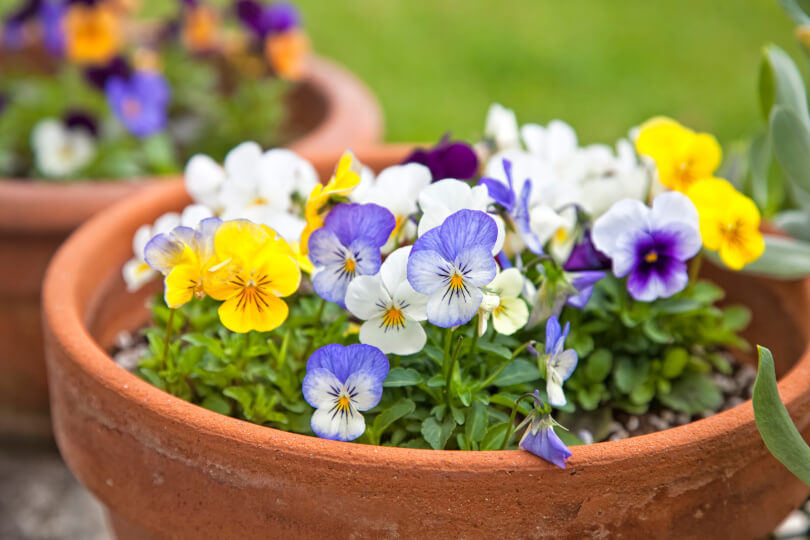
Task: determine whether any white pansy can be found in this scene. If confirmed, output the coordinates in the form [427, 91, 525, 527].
[344, 246, 428, 355]
[485, 103, 520, 151]
[31, 119, 95, 178]
[478, 268, 529, 336]
[416, 179, 505, 254]
[575, 139, 649, 217]
[122, 206, 213, 292]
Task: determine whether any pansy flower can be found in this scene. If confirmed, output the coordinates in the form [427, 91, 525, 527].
[417, 178, 505, 255]
[345, 246, 429, 355]
[483, 103, 520, 152]
[31, 118, 96, 178]
[592, 192, 702, 302]
[236, 0, 300, 38]
[265, 29, 309, 80]
[40, 0, 66, 55]
[403, 136, 479, 181]
[407, 209, 498, 327]
[309, 203, 396, 308]
[634, 117, 721, 193]
[181, 3, 219, 53]
[300, 150, 362, 254]
[518, 390, 572, 469]
[205, 219, 301, 333]
[478, 268, 529, 336]
[63, 2, 121, 66]
[106, 71, 171, 138]
[543, 316, 577, 407]
[686, 178, 765, 270]
[302, 344, 389, 442]
[145, 216, 222, 308]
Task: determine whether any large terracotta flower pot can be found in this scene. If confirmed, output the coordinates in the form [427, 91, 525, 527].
[0, 56, 382, 440]
[43, 145, 810, 538]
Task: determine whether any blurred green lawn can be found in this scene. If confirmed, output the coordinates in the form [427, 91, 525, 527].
[296, 1, 799, 145]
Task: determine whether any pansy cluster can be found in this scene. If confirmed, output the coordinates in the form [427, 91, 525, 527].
[130, 105, 763, 469]
[0, 0, 309, 180]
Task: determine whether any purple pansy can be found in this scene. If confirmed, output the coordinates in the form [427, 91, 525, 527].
[564, 230, 610, 272]
[407, 209, 497, 327]
[403, 135, 478, 181]
[592, 192, 701, 302]
[479, 158, 544, 254]
[85, 56, 132, 90]
[566, 270, 605, 309]
[544, 316, 577, 407]
[236, 0, 299, 38]
[302, 343, 389, 442]
[105, 71, 171, 138]
[39, 0, 65, 55]
[308, 203, 396, 308]
[519, 391, 572, 469]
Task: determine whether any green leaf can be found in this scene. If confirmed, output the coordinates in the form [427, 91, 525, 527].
[421, 416, 456, 450]
[464, 402, 488, 443]
[773, 210, 810, 243]
[476, 341, 513, 360]
[584, 349, 612, 383]
[722, 305, 752, 332]
[383, 367, 424, 387]
[201, 394, 232, 416]
[662, 348, 689, 378]
[760, 45, 808, 120]
[777, 0, 810, 25]
[492, 359, 541, 386]
[753, 346, 810, 486]
[223, 387, 254, 416]
[614, 357, 647, 393]
[658, 372, 722, 415]
[749, 131, 785, 218]
[372, 398, 416, 435]
[771, 105, 810, 193]
[480, 422, 510, 450]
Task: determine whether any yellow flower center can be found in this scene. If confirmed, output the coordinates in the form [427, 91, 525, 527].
[251, 196, 269, 207]
[122, 98, 141, 119]
[382, 307, 405, 330]
[554, 227, 568, 243]
[721, 220, 743, 245]
[337, 395, 351, 411]
[343, 258, 356, 274]
[450, 273, 465, 290]
[231, 274, 273, 313]
[645, 251, 658, 263]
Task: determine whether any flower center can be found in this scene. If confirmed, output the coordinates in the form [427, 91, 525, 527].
[554, 227, 568, 243]
[251, 196, 269, 206]
[122, 98, 141, 119]
[382, 307, 405, 330]
[343, 257, 356, 274]
[230, 272, 273, 312]
[721, 221, 743, 245]
[450, 273, 465, 290]
[58, 143, 75, 161]
[645, 251, 658, 263]
[337, 395, 351, 411]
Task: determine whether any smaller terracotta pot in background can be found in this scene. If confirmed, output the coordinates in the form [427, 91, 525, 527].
[0, 55, 383, 441]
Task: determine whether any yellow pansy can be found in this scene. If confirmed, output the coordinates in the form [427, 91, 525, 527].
[63, 3, 121, 66]
[299, 151, 361, 254]
[686, 178, 765, 270]
[204, 220, 301, 333]
[635, 117, 721, 193]
[181, 4, 219, 54]
[265, 29, 310, 80]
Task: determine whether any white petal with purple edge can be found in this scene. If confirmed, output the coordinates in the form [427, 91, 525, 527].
[427, 284, 483, 328]
[650, 191, 700, 230]
[302, 368, 341, 409]
[407, 250, 453, 295]
[310, 404, 365, 441]
[343, 371, 384, 411]
[591, 199, 650, 257]
[453, 246, 497, 287]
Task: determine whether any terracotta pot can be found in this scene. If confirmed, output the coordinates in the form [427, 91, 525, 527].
[0, 55, 382, 440]
[43, 144, 810, 538]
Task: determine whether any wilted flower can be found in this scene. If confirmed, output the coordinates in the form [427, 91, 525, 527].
[635, 117, 721, 193]
[518, 390, 572, 469]
[309, 203, 396, 307]
[592, 192, 701, 302]
[345, 246, 428, 355]
[303, 343, 389, 442]
[31, 118, 96, 178]
[543, 316, 577, 407]
[686, 178, 765, 270]
[407, 209, 498, 327]
[106, 71, 171, 138]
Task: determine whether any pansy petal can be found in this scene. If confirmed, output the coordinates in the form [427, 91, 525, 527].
[345, 275, 389, 321]
[545, 316, 562, 355]
[407, 248, 453, 295]
[307, 228, 345, 268]
[492, 297, 529, 335]
[224, 141, 263, 188]
[393, 280, 428, 322]
[312, 263, 353, 306]
[426, 284, 482, 328]
[144, 232, 186, 274]
[546, 379, 567, 407]
[650, 190, 700, 231]
[181, 204, 214, 228]
[302, 367, 342, 409]
[306, 343, 389, 385]
[122, 258, 156, 292]
[379, 246, 411, 295]
[185, 154, 225, 208]
[349, 238, 383, 277]
[489, 268, 524, 298]
[359, 317, 426, 356]
[552, 348, 578, 381]
[343, 370, 384, 411]
[324, 203, 396, 249]
[438, 209, 499, 261]
[591, 199, 650, 258]
[164, 263, 199, 308]
[218, 290, 288, 333]
[454, 246, 497, 287]
[310, 404, 365, 442]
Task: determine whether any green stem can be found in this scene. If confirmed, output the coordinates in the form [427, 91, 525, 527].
[499, 393, 538, 450]
[467, 315, 481, 363]
[445, 335, 465, 407]
[473, 341, 535, 392]
[162, 308, 176, 371]
[689, 250, 704, 284]
[302, 298, 327, 360]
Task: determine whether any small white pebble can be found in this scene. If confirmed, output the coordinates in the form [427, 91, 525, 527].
[625, 416, 640, 432]
[576, 430, 594, 444]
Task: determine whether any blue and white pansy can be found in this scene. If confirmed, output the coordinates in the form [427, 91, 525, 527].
[308, 203, 396, 308]
[345, 246, 429, 355]
[544, 316, 578, 407]
[407, 209, 498, 327]
[302, 344, 390, 442]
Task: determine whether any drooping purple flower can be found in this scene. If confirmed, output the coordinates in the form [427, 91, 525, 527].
[105, 71, 171, 138]
[85, 56, 132, 90]
[63, 109, 98, 137]
[566, 270, 605, 309]
[308, 203, 396, 308]
[302, 343, 389, 442]
[39, 0, 65, 54]
[407, 209, 497, 327]
[564, 229, 611, 272]
[403, 135, 478, 181]
[515, 390, 572, 469]
[592, 192, 701, 302]
[479, 158, 544, 254]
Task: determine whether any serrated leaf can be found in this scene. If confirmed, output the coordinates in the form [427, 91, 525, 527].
[201, 394, 232, 416]
[372, 398, 416, 435]
[584, 349, 612, 383]
[753, 346, 810, 486]
[383, 367, 424, 387]
[658, 372, 722, 415]
[480, 422, 510, 450]
[493, 359, 541, 387]
[421, 416, 456, 450]
[614, 357, 647, 393]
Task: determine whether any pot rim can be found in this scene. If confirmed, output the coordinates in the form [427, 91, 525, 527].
[0, 55, 382, 234]
[42, 146, 810, 471]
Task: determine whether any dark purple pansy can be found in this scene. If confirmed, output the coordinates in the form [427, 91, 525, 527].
[63, 109, 98, 137]
[563, 230, 610, 272]
[39, 0, 65, 54]
[236, 0, 299, 37]
[85, 56, 132, 90]
[105, 71, 171, 138]
[403, 135, 478, 181]
[480, 159, 543, 254]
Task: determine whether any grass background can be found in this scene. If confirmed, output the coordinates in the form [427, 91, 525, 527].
[294, 1, 800, 145]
